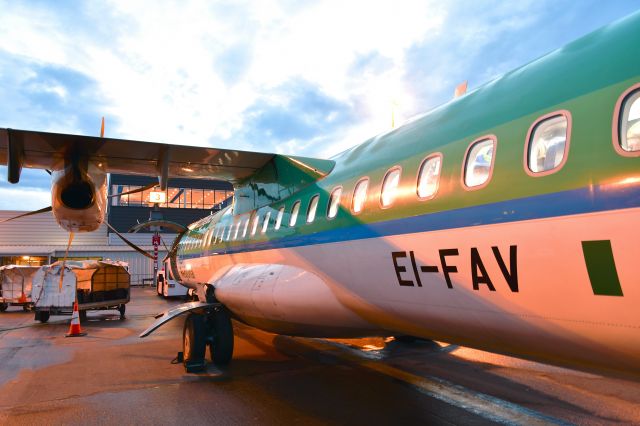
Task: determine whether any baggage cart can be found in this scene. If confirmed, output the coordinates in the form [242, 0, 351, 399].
[32, 260, 130, 323]
[0, 265, 39, 312]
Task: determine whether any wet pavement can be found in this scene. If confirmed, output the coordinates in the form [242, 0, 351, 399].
[0, 288, 639, 425]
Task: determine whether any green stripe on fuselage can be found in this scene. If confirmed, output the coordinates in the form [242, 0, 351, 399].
[581, 240, 624, 297]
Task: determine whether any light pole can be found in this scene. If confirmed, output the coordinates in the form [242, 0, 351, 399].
[149, 190, 166, 288]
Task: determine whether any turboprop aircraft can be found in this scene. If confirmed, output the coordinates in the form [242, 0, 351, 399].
[1, 11, 640, 377]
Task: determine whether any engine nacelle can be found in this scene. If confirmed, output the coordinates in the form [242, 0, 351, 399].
[50, 162, 107, 232]
[213, 263, 378, 337]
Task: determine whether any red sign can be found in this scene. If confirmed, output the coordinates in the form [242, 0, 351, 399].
[152, 235, 161, 246]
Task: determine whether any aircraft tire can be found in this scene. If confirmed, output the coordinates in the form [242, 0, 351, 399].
[209, 309, 234, 366]
[0, 303, 7, 312]
[183, 314, 206, 372]
[38, 311, 50, 323]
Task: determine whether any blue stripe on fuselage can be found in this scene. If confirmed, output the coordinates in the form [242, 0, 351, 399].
[180, 182, 640, 259]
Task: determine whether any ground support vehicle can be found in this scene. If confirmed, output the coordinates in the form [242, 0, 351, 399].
[156, 263, 188, 298]
[32, 260, 130, 323]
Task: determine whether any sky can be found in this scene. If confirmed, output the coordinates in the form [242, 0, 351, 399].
[0, 0, 638, 210]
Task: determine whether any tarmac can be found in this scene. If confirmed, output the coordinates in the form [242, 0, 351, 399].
[1, 287, 639, 425]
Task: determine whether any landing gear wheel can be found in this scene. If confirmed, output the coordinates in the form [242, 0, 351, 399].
[36, 311, 50, 323]
[79, 310, 87, 322]
[0, 303, 8, 312]
[118, 304, 126, 319]
[183, 313, 206, 373]
[208, 308, 234, 366]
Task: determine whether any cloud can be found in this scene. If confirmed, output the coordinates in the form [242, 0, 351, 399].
[0, 167, 51, 189]
[0, 53, 106, 135]
[233, 79, 355, 153]
[0, 186, 50, 211]
[0, 0, 638, 202]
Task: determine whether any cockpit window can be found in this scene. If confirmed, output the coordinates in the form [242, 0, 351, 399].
[527, 113, 569, 174]
[619, 89, 640, 152]
[464, 138, 495, 188]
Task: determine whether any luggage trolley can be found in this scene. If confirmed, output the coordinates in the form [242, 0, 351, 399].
[32, 260, 130, 323]
[0, 265, 39, 312]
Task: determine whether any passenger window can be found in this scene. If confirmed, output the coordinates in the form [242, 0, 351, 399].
[381, 167, 401, 207]
[261, 211, 271, 234]
[290, 201, 301, 226]
[242, 217, 250, 238]
[275, 207, 285, 230]
[327, 187, 342, 219]
[417, 155, 441, 199]
[233, 220, 240, 240]
[352, 178, 369, 213]
[307, 195, 319, 223]
[619, 89, 640, 152]
[464, 138, 495, 188]
[527, 113, 569, 174]
[251, 213, 260, 236]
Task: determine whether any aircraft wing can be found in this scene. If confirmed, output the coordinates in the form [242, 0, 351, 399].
[0, 128, 275, 182]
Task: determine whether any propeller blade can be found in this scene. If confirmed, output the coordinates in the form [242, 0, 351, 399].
[128, 219, 187, 233]
[159, 235, 170, 253]
[105, 221, 154, 260]
[100, 117, 105, 138]
[0, 206, 52, 224]
[108, 182, 159, 198]
[162, 230, 186, 264]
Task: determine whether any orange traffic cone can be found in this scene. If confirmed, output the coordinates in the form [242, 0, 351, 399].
[65, 301, 86, 337]
[18, 292, 27, 304]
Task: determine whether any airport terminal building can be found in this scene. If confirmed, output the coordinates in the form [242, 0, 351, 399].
[0, 174, 233, 284]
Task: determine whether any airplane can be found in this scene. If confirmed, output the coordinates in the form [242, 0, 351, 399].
[1, 11, 640, 378]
